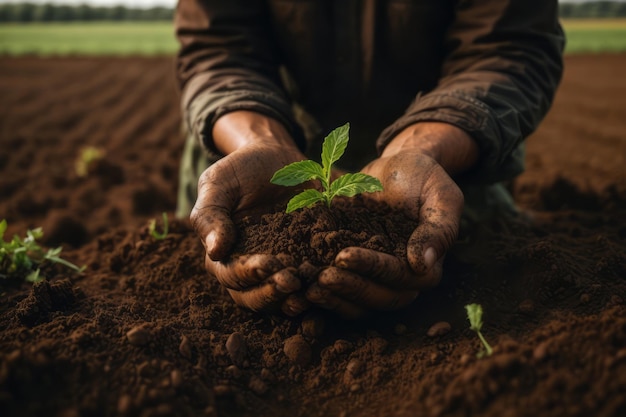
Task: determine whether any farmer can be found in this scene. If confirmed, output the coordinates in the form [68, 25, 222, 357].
[174, 0, 564, 318]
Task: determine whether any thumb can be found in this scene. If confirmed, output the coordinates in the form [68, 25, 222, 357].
[190, 165, 238, 261]
[407, 178, 463, 287]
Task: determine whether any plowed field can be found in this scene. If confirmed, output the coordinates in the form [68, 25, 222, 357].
[0, 55, 625, 417]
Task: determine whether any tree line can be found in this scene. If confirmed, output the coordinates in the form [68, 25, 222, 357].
[0, 3, 174, 22]
[560, 1, 626, 18]
[1, 1, 626, 22]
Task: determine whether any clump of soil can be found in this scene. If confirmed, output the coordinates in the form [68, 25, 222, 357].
[235, 197, 418, 267]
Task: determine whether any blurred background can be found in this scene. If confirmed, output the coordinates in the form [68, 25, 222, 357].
[0, 0, 626, 55]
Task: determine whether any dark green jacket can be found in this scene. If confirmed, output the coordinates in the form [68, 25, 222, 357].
[175, 0, 564, 181]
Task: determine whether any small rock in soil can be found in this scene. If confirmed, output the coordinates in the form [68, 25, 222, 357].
[427, 321, 451, 337]
[518, 299, 535, 313]
[213, 385, 233, 397]
[283, 335, 312, 367]
[170, 369, 183, 388]
[580, 293, 591, 304]
[301, 312, 325, 338]
[333, 339, 354, 355]
[346, 358, 364, 377]
[117, 394, 133, 414]
[127, 324, 152, 346]
[248, 375, 268, 396]
[225, 365, 242, 379]
[225, 332, 247, 366]
[179, 334, 193, 359]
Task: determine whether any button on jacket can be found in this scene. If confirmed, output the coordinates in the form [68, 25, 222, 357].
[175, 0, 564, 182]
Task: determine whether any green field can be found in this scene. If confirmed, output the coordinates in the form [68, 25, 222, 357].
[0, 19, 625, 56]
[0, 22, 177, 55]
[562, 19, 626, 53]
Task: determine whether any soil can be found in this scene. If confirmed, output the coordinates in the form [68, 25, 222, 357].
[1, 54, 625, 417]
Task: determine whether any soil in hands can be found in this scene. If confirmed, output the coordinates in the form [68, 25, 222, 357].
[234, 197, 418, 270]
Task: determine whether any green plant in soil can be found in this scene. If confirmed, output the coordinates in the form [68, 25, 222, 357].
[271, 123, 383, 213]
[149, 212, 169, 240]
[75, 145, 105, 177]
[0, 219, 85, 283]
[465, 303, 493, 358]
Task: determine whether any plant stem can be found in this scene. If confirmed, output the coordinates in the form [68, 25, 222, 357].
[477, 331, 493, 356]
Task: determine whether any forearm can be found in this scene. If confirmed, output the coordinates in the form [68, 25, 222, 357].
[175, 0, 306, 156]
[213, 111, 301, 155]
[377, 0, 563, 183]
[382, 122, 478, 176]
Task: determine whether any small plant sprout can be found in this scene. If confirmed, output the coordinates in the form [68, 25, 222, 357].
[0, 219, 85, 283]
[270, 123, 383, 213]
[149, 212, 169, 240]
[465, 303, 493, 358]
[75, 146, 105, 177]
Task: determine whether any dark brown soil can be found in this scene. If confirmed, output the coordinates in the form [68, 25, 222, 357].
[1, 55, 626, 417]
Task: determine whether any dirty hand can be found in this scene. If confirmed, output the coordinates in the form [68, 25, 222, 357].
[191, 111, 310, 316]
[306, 122, 478, 318]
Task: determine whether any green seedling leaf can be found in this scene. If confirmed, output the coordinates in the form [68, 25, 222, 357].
[465, 303, 493, 358]
[271, 123, 383, 212]
[329, 173, 383, 199]
[0, 219, 85, 284]
[321, 123, 350, 178]
[270, 160, 325, 188]
[149, 212, 169, 240]
[286, 189, 326, 213]
[75, 146, 105, 178]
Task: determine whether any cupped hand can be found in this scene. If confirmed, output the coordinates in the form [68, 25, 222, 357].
[191, 113, 312, 316]
[306, 151, 465, 318]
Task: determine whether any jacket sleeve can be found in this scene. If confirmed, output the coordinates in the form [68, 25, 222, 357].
[175, 0, 305, 155]
[376, 0, 565, 183]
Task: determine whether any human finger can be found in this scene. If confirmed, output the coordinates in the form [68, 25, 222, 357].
[191, 162, 239, 261]
[407, 177, 463, 286]
[206, 253, 284, 290]
[334, 247, 418, 290]
[316, 267, 418, 311]
[305, 283, 368, 319]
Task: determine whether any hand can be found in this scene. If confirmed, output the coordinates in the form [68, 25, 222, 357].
[306, 122, 477, 318]
[191, 112, 310, 316]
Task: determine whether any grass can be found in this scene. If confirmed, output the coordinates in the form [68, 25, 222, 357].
[0, 20, 625, 56]
[0, 22, 177, 55]
[562, 19, 626, 53]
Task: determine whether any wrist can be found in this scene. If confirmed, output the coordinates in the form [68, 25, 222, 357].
[213, 111, 301, 155]
[382, 122, 478, 175]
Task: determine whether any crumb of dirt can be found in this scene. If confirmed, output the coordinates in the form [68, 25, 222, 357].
[283, 335, 312, 367]
[226, 332, 248, 366]
[426, 321, 451, 337]
[300, 312, 325, 339]
[15, 279, 79, 326]
[126, 323, 152, 346]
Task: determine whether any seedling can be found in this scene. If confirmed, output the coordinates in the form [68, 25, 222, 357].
[270, 123, 383, 213]
[0, 219, 85, 283]
[149, 212, 169, 240]
[75, 146, 105, 177]
[465, 303, 493, 358]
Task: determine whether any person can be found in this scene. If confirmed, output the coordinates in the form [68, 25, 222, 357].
[174, 0, 564, 318]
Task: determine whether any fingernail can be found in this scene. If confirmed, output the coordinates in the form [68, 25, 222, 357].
[205, 231, 216, 252]
[424, 247, 437, 270]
